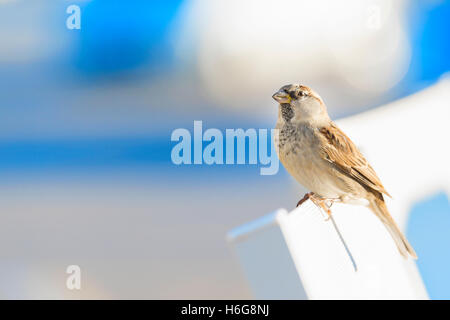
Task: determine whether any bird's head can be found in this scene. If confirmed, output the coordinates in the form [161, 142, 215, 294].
[272, 84, 329, 123]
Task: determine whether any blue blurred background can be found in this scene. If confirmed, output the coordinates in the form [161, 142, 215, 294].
[0, 0, 448, 298]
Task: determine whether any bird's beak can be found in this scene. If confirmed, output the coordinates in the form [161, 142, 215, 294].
[272, 91, 291, 104]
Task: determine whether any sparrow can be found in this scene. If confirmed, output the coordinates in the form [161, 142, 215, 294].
[272, 84, 417, 259]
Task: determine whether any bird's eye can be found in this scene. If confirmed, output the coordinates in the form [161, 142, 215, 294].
[297, 91, 306, 97]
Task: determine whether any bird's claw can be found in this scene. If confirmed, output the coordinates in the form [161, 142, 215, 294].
[296, 192, 335, 221]
[311, 195, 334, 220]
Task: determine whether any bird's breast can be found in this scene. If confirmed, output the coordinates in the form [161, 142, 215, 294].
[275, 123, 342, 198]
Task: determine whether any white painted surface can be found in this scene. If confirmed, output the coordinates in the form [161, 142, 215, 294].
[229, 202, 427, 299]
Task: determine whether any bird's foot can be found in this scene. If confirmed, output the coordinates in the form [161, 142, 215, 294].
[310, 195, 334, 221]
[296, 193, 337, 221]
[319, 202, 333, 221]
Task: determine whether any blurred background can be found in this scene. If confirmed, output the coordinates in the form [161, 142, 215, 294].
[0, 0, 449, 298]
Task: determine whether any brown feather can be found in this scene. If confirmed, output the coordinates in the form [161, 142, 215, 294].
[318, 122, 391, 197]
[369, 192, 418, 259]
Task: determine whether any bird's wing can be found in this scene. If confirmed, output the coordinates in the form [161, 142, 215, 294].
[317, 122, 391, 197]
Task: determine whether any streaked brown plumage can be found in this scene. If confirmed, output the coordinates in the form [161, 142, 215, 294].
[318, 123, 391, 197]
[273, 84, 417, 259]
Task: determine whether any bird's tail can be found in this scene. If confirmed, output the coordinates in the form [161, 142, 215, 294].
[369, 195, 417, 259]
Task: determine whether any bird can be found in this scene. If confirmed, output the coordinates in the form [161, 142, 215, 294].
[272, 84, 417, 259]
